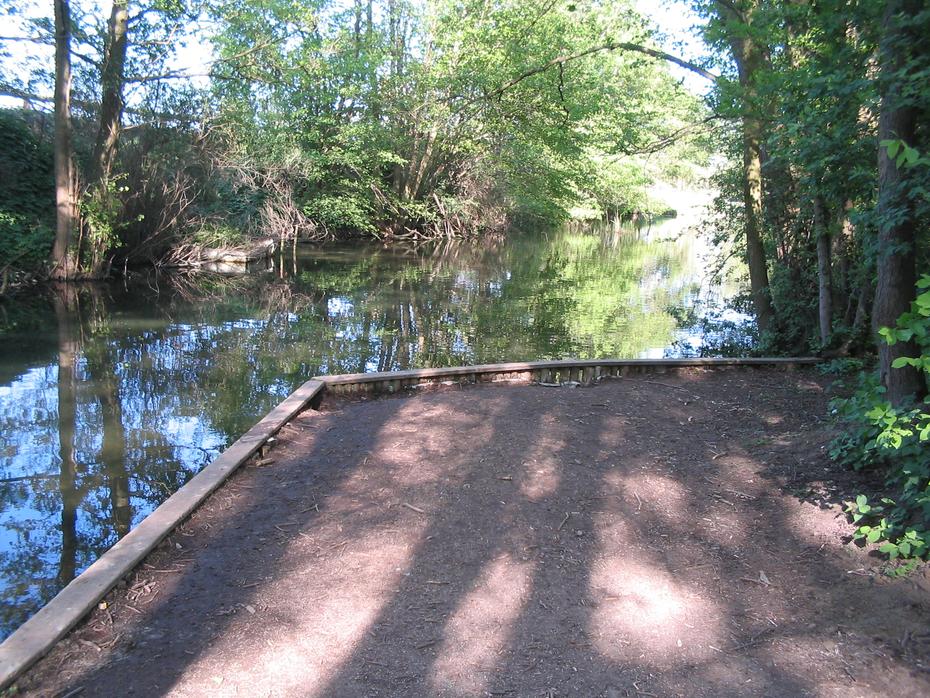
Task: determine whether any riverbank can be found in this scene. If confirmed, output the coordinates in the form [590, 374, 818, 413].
[15, 367, 930, 697]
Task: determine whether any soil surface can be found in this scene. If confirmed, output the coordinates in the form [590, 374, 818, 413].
[17, 367, 930, 697]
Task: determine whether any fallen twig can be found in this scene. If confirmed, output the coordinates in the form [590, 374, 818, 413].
[727, 626, 775, 653]
[739, 576, 774, 587]
[78, 638, 102, 652]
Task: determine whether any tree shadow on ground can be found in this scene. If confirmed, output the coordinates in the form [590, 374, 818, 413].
[23, 368, 930, 697]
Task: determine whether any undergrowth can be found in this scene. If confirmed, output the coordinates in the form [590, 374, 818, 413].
[831, 276, 930, 574]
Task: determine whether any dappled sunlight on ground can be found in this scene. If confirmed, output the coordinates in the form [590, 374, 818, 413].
[430, 553, 535, 695]
[589, 555, 725, 666]
[371, 397, 502, 488]
[170, 526, 426, 696]
[786, 497, 855, 548]
[604, 469, 689, 519]
[518, 456, 562, 501]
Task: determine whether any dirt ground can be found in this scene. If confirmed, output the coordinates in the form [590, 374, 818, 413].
[16, 367, 930, 697]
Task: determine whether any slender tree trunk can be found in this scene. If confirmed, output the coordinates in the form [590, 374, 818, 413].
[366, 0, 380, 122]
[50, 0, 76, 280]
[388, 0, 398, 77]
[814, 196, 833, 345]
[832, 201, 853, 314]
[353, 0, 362, 63]
[739, 106, 775, 335]
[872, 0, 925, 405]
[720, 1, 775, 335]
[853, 276, 872, 334]
[92, 0, 130, 184]
[410, 127, 438, 202]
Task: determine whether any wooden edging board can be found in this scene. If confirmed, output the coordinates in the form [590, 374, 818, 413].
[316, 356, 821, 391]
[0, 379, 326, 692]
[0, 356, 820, 690]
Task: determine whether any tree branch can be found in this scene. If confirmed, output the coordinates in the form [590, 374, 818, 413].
[126, 37, 283, 84]
[0, 84, 177, 120]
[0, 35, 51, 44]
[617, 114, 724, 155]
[485, 40, 718, 102]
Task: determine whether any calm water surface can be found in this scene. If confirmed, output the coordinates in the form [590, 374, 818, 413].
[0, 218, 738, 638]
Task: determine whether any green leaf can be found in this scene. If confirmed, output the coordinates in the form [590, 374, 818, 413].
[866, 528, 882, 543]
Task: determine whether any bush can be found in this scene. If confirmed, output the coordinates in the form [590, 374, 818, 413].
[0, 110, 55, 273]
[831, 276, 930, 572]
[0, 212, 54, 272]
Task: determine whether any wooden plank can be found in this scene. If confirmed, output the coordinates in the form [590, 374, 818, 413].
[0, 379, 326, 692]
[315, 357, 819, 386]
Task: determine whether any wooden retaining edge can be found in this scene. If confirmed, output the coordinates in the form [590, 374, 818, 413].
[0, 379, 326, 692]
[315, 357, 821, 392]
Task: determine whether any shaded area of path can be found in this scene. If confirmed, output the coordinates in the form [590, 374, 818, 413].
[19, 368, 930, 697]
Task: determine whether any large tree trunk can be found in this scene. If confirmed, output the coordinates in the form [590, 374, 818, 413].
[50, 0, 76, 280]
[872, 0, 925, 405]
[92, 0, 130, 184]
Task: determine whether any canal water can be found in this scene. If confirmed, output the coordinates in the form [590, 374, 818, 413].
[0, 217, 743, 639]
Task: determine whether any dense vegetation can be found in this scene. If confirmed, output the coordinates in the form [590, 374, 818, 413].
[683, 1, 929, 568]
[0, 0, 706, 284]
[1, 1, 929, 566]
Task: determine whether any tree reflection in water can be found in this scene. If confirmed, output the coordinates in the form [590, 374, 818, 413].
[0, 219, 724, 639]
